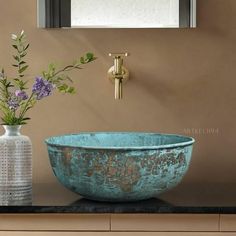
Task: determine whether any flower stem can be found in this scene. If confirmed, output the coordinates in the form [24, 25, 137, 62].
[18, 93, 34, 121]
[53, 65, 81, 78]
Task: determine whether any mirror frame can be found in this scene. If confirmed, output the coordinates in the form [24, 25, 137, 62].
[37, 0, 196, 28]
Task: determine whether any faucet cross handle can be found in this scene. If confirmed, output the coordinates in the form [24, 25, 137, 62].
[108, 52, 129, 57]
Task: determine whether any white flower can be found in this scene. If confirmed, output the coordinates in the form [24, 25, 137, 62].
[11, 34, 17, 40]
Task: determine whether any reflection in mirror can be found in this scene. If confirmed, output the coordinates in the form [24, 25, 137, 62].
[71, 0, 179, 28]
[37, 0, 196, 28]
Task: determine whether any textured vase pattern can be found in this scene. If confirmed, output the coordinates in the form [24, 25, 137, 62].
[0, 126, 32, 205]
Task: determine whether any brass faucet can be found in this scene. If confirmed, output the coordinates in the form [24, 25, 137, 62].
[108, 53, 129, 100]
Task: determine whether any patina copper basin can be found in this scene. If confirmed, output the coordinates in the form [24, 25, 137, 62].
[45, 132, 195, 202]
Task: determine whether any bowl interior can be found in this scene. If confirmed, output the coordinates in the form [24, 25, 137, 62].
[45, 132, 195, 150]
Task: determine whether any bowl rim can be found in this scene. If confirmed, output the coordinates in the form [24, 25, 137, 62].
[45, 132, 195, 150]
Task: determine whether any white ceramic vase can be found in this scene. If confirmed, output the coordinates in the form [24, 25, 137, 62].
[0, 125, 32, 205]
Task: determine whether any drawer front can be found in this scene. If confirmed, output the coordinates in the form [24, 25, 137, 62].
[220, 214, 236, 232]
[0, 214, 110, 231]
[111, 214, 220, 232]
[1, 232, 236, 236]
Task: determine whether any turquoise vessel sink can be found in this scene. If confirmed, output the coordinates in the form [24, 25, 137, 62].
[45, 132, 195, 202]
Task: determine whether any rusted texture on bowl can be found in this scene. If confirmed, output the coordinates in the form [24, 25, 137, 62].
[45, 132, 194, 202]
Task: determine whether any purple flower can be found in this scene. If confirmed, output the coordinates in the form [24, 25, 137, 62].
[15, 90, 28, 100]
[32, 77, 54, 100]
[7, 96, 20, 111]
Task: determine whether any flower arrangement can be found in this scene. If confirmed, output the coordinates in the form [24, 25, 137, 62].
[0, 31, 96, 125]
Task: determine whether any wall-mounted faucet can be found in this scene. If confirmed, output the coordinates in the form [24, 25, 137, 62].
[107, 53, 129, 100]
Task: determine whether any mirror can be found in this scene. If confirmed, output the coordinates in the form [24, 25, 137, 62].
[37, 0, 196, 28]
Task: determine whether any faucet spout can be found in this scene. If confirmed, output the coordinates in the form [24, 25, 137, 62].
[115, 78, 122, 100]
[114, 57, 123, 75]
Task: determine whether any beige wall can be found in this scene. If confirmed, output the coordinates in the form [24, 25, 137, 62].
[0, 0, 235, 184]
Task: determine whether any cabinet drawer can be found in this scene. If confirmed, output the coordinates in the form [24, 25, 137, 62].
[111, 214, 219, 232]
[0, 214, 110, 231]
[1, 232, 236, 236]
[220, 214, 236, 232]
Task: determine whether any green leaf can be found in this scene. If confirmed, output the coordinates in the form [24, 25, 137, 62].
[6, 82, 14, 88]
[20, 122, 26, 125]
[67, 87, 76, 94]
[12, 44, 18, 49]
[20, 52, 27, 57]
[13, 55, 20, 61]
[19, 65, 28, 74]
[80, 57, 85, 64]
[19, 61, 26, 65]
[24, 43, 30, 50]
[19, 31, 26, 41]
[14, 78, 28, 90]
[12, 64, 18, 67]
[49, 63, 55, 70]
[48, 63, 56, 77]
[42, 71, 47, 78]
[22, 117, 30, 121]
[86, 52, 94, 61]
[58, 83, 76, 93]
